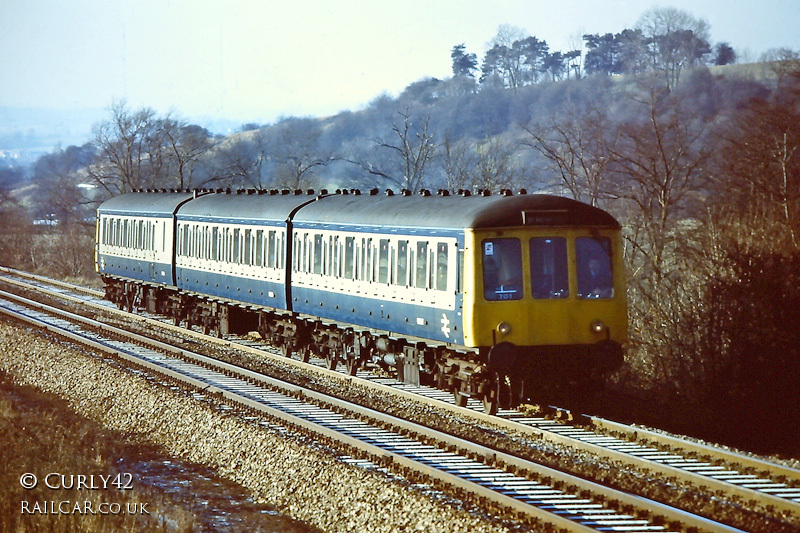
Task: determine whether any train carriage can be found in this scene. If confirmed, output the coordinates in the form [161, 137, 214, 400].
[289, 191, 464, 345]
[174, 190, 312, 311]
[96, 188, 627, 413]
[96, 191, 196, 310]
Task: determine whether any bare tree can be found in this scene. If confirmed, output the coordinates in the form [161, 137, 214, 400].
[606, 87, 714, 391]
[609, 87, 711, 280]
[522, 107, 615, 206]
[348, 109, 437, 192]
[472, 136, 519, 191]
[0, 196, 33, 270]
[441, 136, 476, 191]
[31, 144, 96, 223]
[263, 118, 334, 189]
[164, 123, 214, 189]
[714, 85, 800, 249]
[209, 130, 271, 189]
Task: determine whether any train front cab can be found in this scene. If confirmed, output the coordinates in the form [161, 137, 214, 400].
[461, 226, 626, 410]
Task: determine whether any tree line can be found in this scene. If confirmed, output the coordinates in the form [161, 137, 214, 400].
[1, 6, 799, 452]
[452, 7, 734, 92]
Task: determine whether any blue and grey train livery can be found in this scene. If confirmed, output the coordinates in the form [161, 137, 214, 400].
[96, 188, 627, 413]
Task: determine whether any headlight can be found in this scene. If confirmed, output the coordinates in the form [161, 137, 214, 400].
[497, 321, 512, 335]
[590, 320, 606, 334]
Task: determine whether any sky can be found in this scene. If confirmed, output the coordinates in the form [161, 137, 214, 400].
[2, 0, 800, 127]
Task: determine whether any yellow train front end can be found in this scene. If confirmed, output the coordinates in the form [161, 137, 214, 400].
[460, 224, 627, 408]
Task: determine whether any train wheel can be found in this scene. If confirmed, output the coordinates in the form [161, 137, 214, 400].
[482, 372, 511, 415]
[279, 342, 292, 359]
[298, 345, 311, 363]
[325, 351, 338, 371]
[435, 365, 449, 390]
[453, 380, 469, 408]
[345, 356, 359, 376]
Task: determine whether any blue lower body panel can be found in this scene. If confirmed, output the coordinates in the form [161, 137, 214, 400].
[176, 267, 288, 311]
[98, 254, 173, 286]
[292, 285, 463, 345]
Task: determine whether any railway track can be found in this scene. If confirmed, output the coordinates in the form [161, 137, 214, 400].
[1, 268, 799, 531]
[0, 287, 707, 533]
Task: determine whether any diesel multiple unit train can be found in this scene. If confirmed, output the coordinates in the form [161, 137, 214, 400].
[96, 188, 627, 413]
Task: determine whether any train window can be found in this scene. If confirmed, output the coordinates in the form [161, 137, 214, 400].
[361, 238, 372, 282]
[313, 234, 323, 274]
[233, 229, 241, 264]
[344, 237, 355, 279]
[415, 242, 428, 289]
[576, 237, 614, 299]
[187, 226, 193, 258]
[176, 225, 183, 256]
[378, 239, 390, 284]
[293, 235, 301, 272]
[277, 233, 285, 268]
[267, 231, 276, 268]
[211, 227, 218, 261]
[255, 230, 263, 266]
[331, 236, 340, 277]
[243, 229, 252, 265]
[482, 238, 522, 301]
[396, 240, 408, 286]
[436, 242, 448, 291]
[530, 238, 568, 299]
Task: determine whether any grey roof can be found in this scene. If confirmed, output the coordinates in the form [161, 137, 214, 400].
[177, 190, 317, 223]
[97, 190, 620, 230]
[293, 192, 620, 230]
[97, 192, 196, 217]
